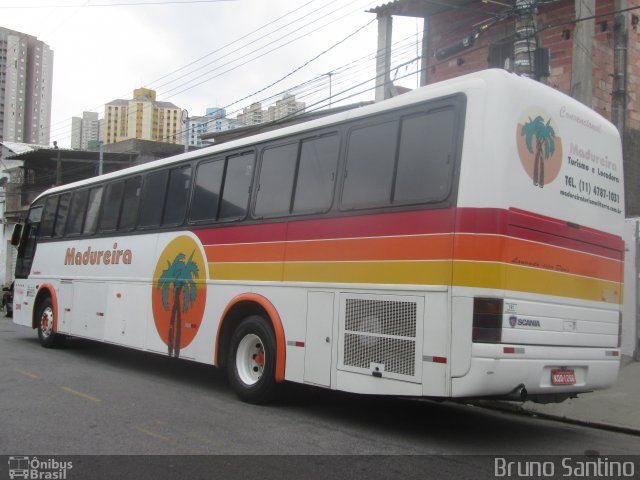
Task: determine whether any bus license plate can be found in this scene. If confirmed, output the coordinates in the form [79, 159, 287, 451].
[551, 368, 576, 385]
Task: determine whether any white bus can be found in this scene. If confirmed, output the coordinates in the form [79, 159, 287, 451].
[13, 70, 624, 404]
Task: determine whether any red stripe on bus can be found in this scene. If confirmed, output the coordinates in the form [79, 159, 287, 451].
[193, 207, 623, 260]
[194, 209, 457, 245]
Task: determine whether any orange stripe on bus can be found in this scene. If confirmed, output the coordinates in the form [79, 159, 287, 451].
[204, 234, 455, 263]
[203, 233, 621, 283]
[454, 235, 623, 282]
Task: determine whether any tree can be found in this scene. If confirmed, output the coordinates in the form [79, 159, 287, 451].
[156, 250, 199, 357]
[521, 115, 556, 187]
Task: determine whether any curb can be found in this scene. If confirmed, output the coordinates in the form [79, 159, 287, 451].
[468, 400, 640, 437]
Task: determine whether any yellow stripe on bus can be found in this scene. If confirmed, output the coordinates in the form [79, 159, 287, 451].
[452, 262, 622, 304]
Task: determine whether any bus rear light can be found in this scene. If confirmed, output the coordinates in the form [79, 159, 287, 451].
[472, 297, 503, 343]
[618, 311, 622, 348]
[503, 346, 525, 354]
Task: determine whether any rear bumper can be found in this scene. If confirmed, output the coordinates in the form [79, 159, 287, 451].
[451, 344, 621, 398]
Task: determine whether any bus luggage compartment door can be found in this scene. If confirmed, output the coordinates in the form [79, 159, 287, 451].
[70, 281, 107, 340]
[304, 291, 335, 387]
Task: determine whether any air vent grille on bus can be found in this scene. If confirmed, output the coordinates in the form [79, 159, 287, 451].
[343, 298, 417, 377]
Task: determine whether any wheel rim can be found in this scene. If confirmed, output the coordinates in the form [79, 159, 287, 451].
[236, 333, 265, 386]
[40, 306, 54, 338]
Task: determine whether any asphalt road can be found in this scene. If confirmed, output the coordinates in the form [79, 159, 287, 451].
[1, 316, 639, 478]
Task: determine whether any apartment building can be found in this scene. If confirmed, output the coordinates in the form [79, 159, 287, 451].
[0, 27, 53, 145]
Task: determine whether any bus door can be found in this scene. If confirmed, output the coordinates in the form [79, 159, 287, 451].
[15, 204, 43, 280]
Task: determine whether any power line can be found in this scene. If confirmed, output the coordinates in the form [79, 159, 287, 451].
[0, 0, 236, 8]
[44, 0, 331, 133]
[46, 0, 368, 139]
[49, 1, 382, 144]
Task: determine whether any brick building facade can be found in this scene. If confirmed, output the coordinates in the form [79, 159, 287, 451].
[372, 0, 640, 214]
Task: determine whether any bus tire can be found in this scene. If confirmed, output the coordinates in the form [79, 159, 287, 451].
[37, 297, 64, 348]
[227, 315, 277, 404]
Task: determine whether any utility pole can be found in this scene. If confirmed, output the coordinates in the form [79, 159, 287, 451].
[182, 109, 189, 153]
[98, 141, 103, 176]
[612, 0, 628, 135]
[374, 12, 393, 102]
[513, 0, 537, 78]
[326, 72, 333, 108]
[571, 0, 595, 105]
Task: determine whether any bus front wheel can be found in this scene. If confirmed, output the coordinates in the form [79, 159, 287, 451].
[37, 297, 64, 348]
[227, 315, 277, 404]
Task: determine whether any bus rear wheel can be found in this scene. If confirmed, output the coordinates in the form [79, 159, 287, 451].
[37, 297, 65, 348]
[227, 315, 277, 404]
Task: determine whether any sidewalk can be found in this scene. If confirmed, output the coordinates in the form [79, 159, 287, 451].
[482, 356, 640, 434]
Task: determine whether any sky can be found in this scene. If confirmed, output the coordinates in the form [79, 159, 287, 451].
[0, 0, 423, 147]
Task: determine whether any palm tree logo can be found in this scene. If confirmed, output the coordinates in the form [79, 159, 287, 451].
[152, 235, 207, 358]
[157, 251, 199, 357]
[516, 108, 563, 187]
[520, 115, 557, 188]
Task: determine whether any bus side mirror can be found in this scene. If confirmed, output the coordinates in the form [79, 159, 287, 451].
[10, 224, 22, 247]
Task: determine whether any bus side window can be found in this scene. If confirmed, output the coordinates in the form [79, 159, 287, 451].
[83, 186, 103, 235]
[53, 193, 71, 238]
[100, 181, 125, 232]
[139, 171, 169, 228]
[341, 120, 399, 210]
[292, 134, 339, 214]
[190, 158, 224, 222]
[254, 143, 297, 218]
[219, 152, 254, 221]
[119, 176, 142, 231]
[393, 109, 456, 204]
[66, 189, 89, 236]
[38, 195, 59, 238]
[163, 166, 192, 226]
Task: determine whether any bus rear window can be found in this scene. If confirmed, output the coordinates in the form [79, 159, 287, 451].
[393, 108, 455, 204]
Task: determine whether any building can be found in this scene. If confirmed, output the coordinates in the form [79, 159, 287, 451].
[103, 88, 182, 145]
[237, 102, 264, 126]
[70, 111, 100, 150]
[185, 107, 244, 147]
[265, 94, 306, 122]
[0, 27, 53, 146]
[237, 94, 306, 126]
